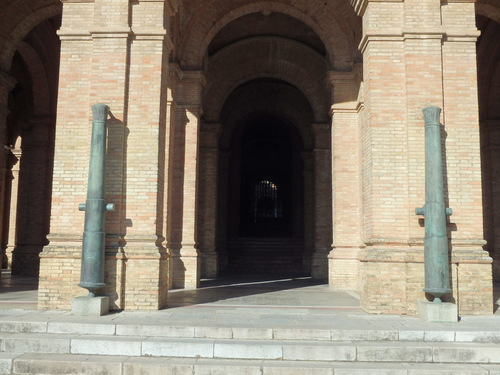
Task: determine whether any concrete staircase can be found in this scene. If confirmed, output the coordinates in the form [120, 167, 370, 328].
[2, 314, 500, 374]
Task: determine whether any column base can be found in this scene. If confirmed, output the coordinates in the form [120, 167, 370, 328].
[11, 246, 43, 276]
[328, 247, 362, 290]
[311, 249, 329, 280]
[201, 250, 218, 278]
[38, 245, 82, 310]
[120, 249, 170, 310]
[171, 247, 200, 289]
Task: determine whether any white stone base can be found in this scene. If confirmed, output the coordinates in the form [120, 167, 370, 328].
[72, 296, 110, 316]
[418, 300, 458, 323]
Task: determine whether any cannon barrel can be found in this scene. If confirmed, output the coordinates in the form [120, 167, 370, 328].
[78, 104, 114, 296]
[416, 106, 452, 303]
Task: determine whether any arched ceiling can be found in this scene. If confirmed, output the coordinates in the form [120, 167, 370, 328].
[218, 78, 315, 151]
[203, 36, 330, 123]
[0, 0, 61, 72]
[176, 0, 362, 70]
[476, 0, 500, 25]
[207, 12, 327, 57]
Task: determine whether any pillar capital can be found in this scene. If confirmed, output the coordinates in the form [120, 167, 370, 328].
[328, 66, 362, 114]
[180, 70, 206, 87]
[175, 70, 206, 107]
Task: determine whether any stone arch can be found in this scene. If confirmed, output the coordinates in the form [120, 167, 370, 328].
[217, 79, 316, 152]
[203, 37, 330, 125]
[0, 0, 62, 71]
[476, 2, 500, 25]
[16, 42, 51, 116]
[178, 0, 359, 70]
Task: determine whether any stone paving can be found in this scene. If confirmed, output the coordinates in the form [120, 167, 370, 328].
[0, 271, 499, 333]
[1, 272, 500, 374]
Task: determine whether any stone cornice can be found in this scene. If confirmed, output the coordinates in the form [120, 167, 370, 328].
[90, 27, 132, 38]
[57, 29, 92, 41]
[328, 65, 362, 86]
[180, 70, 206, 87]
[350, 0, 403, 16]
[359, 28, 479, 52]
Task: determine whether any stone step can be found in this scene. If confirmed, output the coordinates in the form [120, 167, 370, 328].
[2, 319, 500, 343]
[5, 354, 500, 375]
[1, 333, 500, 363]
[227, 238, 305, 274]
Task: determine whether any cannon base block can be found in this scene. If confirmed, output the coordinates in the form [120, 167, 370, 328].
[418, 300, 458, 323]
[72, 295, 110, 316]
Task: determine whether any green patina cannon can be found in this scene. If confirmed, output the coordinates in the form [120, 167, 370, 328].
[78, 104, 115, 296]
[415, 106, 452, 303]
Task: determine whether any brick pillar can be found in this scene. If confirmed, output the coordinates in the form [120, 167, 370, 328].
[302, 151, 314, 273]
[12, 117, 54, 276]
[328, 69, 364, 291]
[169, 71, 205, 289]
[441, 2, 492, 315]
[117, 0, 172, 310]
[482, 120, 500, 281]
[37, 0, 93, 308]
[3, 147, 20, 269]
[0, 71, 16, 275]
[198, 123, 220, 278]
[311, 124, 332, 279]
[351, 0, 492, 314]
[216, 151, 230, 271]
[39, 0, 173, 310]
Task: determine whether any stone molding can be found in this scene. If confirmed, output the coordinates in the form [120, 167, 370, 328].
[350, 0, 403, 16]
[180, 70, 206, 86]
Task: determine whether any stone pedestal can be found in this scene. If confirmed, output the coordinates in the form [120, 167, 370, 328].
[418, 300, 458, 323]
[72, 296, 109, 316]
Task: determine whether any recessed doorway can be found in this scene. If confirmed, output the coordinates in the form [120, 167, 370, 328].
[224, 115, 306, 276]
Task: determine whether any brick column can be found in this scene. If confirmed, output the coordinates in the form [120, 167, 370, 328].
[169, 71, 205, 289]
[0, 71, 16, 276]
[441, 1, 492, 315]
[302, 151, 314, 273]
[3, 147, 20, 269]
[311, 124, 332, 279]
[39, 0, 174, 310]
[351, 0, 492, 314]
[198, 123, 220, 278]
[482, 120, 500, 281]
[12, 117, 54, 276]
[216, 150, 230, 271]
[328, 69, 364, 290]
[117, 0, 172, 310]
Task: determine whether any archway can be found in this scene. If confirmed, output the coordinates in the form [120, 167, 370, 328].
[196, 7, 335, 280]
[224, 113, 305, 275]
[213, 78, 316, 276]
[1, 13, 61, 276]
